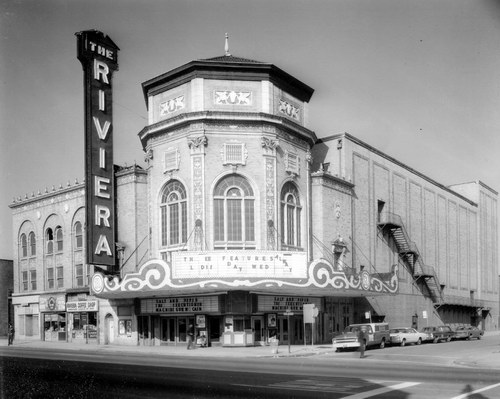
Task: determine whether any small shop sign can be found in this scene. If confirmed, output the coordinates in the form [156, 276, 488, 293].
[66, 300, 99, 312]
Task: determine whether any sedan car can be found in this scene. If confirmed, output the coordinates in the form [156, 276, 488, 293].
[389, 327, 427, 346]
[454, 326, 483, 340]
[421, 325, 454, 343]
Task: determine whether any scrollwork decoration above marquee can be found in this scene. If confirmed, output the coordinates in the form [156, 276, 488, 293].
[91, 257, 398, 297]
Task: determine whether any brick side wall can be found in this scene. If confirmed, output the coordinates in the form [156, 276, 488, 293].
[0, 259, 13, 336]
[314, 134, 498, 329]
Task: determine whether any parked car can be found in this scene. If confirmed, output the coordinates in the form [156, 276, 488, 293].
[454, 326, 483, 340]
[332, 322, 390, 351]
[421, 325, 454, 343]
[419, 329, 434, 343]
[389, 327, 427, 346]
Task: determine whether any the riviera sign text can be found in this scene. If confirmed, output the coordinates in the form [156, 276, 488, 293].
[76, 30, 119, 267]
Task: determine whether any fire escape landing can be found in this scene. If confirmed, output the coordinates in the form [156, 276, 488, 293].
[378, 212, 443, 304]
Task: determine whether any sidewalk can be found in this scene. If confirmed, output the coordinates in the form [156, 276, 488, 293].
[0, 336, 328, 358]
[2, 331, 500, 369]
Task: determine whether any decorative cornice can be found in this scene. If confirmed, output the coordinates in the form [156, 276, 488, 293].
[11, 188, 85, 214]
[138, 111, 317, 149]
[9, 183, 85, 209]
[141, 60, 314, 106]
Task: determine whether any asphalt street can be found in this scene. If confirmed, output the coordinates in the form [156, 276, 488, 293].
[1, 332, 500, 398]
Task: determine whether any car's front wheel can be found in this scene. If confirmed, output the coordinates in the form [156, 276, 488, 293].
[447, 336, 452, 342]
[400, 339, 406, 347]
[416, 338, 422, 345]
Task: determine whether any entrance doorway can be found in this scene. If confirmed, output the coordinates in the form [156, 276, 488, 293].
[251, 316, 264, 344]
[104, 314, 114, 345]
[277, 316, 289, 344]
[209, 316, 222, 344]
[155, 316, 194, 345]
[138, 315, 150, 346]
[274, 316, 304, 345]
[161, 317, 175, 343]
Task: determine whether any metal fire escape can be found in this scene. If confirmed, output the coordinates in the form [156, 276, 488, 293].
[378, 212, 443, 304]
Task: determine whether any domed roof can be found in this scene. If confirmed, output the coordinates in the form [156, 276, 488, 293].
[142, 56, 313, 105]
[200, 54, 265, 64]
[142, 34, 313, 104]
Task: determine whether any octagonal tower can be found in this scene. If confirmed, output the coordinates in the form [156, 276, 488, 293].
[139, 50, 316, 262]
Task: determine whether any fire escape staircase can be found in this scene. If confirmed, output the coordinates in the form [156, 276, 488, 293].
[378, 212, 443, 304]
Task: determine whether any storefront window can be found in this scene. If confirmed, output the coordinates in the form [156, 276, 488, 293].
[71, 312, 97, 340]
[118, 319, 132, 336]
[44, 313, 66, 341]
[233, 316, 251, 332]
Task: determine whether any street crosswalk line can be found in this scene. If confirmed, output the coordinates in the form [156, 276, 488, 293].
[450, 382, 500, 399]
[339, 382, 421, 398]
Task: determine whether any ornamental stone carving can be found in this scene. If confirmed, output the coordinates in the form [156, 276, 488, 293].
[305, 150, 313, 165]
[215, 90, 252, 105]
[265, 158, 276, 249]
[261, 137, 279, 152]
[192, 156, 204, 222]
[144, 148, 153, 164]
[159, 95, 185, 116]
[279, 99, 300, 120]
[187, 135, 208, 150]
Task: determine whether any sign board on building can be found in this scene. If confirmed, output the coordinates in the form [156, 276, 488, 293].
[172, 251, 307, 279]
[39, 295, 66, 312]
[66, 300, 99, 312]
[140, 296, 220, 314]
[196, 315, 206, 328]
[303, 303, 319, 323]
[257, 295, 321, 312]
[76, 30, 119, 267]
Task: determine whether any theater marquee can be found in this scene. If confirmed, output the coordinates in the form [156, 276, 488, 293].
[91, 253, 399, 298]
[76, 30, 119, 267]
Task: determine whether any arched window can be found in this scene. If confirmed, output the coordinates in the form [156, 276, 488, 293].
[46, 228, 54, 255]
[214, 174, 255, 249]
[20, 233, 27, 258]
[280, 182, 302, 249]
[55, 226, 63, 252]
[28, 232, 36, 256]
[74, 222, 83, 249]
[160, 180, 187, 247]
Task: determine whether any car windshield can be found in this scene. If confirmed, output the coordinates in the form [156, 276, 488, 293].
[345, 326, 368, 333]
[390, 328, 407, 333]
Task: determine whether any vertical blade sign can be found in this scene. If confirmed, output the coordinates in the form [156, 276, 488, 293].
[76, 30, 119, 268]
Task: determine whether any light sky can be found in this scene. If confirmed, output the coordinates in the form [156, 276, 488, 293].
[1, 0, 499, 260]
